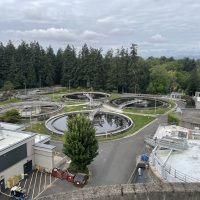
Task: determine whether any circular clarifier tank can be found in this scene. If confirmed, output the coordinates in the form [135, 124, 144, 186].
[61, 92, 110, 102]
[0, 102, 62, 118]
[110, 97, 168, 110]
[45, 111, 133, 137]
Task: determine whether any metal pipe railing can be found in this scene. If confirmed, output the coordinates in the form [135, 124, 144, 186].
[151, 152, 200, 182]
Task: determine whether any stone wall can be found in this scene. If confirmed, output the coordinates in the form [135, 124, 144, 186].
[37, 183, 200, 200]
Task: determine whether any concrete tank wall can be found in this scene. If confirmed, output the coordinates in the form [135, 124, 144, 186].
[37, 183, 200, 200]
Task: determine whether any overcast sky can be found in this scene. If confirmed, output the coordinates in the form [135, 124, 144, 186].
[1, 0, 200, 57]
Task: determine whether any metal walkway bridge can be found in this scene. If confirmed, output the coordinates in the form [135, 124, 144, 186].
[119, 99, 147, 109]
[144, 136, 188, 151]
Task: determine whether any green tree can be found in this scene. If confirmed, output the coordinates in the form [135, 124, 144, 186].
[61, 45, 77, 87]
[2, 81, 14, 98]
[147, 65, 170, 94]
[3, 81, 14, 92]
[0, 109, 21, 123]
[182, 95, 195, 107]
[63, 114, 98, 173]
[186, 68, 200, 96]
[0, 42, 6, 88]
[44, 46, 56, 86]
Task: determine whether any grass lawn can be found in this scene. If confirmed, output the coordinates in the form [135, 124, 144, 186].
[123, 100, 176, 115]
[110, 93, 122, 100]
[0, 98, 21, 106]
[48, 92, 67, 101]
[64, 101, 86, 105]
[25, 122, 64, 141]
[62, 105, 89, 112]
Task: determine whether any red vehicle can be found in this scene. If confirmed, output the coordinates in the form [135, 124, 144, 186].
[51, 168, 64, 179]
[51, 168, 75, 182]
[63, 171, 74, 183]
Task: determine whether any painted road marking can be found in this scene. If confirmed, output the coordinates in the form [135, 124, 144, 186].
[23, 178, 28, 189]
[44, 172, 47, 190]
[32, 170, 38, 199]
[33, 177, 58, 200]
[38, 171, 43, 193]
[0, 191, 12, 198]
[27, 171, 34, 195]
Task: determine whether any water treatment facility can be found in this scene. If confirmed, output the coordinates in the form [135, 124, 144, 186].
[0, 89, 200, 200]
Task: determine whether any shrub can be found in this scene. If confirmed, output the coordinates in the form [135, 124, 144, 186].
[168, 113, 180, 125]
[0, 109, 21, 123]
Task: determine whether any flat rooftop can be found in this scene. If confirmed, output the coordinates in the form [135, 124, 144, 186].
[34, 143, 55, 151]
[0, 122, 25, 131]
[35, 134, 50, 144]
[154, 125, 189, 139]
[0, 129, 35, 153]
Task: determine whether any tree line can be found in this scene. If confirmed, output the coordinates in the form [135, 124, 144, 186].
[0, 41, 200, 95]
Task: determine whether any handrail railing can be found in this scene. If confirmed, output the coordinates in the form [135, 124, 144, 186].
[151, 152, 200, 182]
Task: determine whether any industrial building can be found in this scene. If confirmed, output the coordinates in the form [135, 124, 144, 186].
[0, 122, 65, 191]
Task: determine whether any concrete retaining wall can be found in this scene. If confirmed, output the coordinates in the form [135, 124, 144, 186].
[37, 183, 200, 200]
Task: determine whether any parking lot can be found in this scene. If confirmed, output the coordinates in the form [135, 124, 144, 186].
[0, 170, 57, 200]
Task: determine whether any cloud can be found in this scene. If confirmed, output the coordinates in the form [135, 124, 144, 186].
[97, 16, 114, 23]
[109, 28, 134, 36]
[82, 30, 105, 40]
[1, 28, 107, 43]
[150, 34, 166, 43]
[0, 0, 200, 57]
[2, 28, 77, 42]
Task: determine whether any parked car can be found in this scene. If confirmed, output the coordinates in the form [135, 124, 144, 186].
[73, 173, 88, 187]
[51, 168, 65, 179]
[51, 168, 75, 182]
[10, 186, 27, 200]
[63, 172, 74, 183]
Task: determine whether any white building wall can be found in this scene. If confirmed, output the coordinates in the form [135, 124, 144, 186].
[196, 97, 200, 109]
[0, 155, 33, 188]
[0, 138, 35, 188]
[34, 149, 54, 172]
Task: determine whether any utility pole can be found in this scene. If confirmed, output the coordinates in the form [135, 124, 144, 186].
[155, 96, 157, 114]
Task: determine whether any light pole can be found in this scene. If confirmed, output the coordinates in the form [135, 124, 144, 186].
[155, 96, 157, 114]
[52, 87, 54, 101]
[24, 82, 26, 95]
[135, 84, 139, 94]
[68, 80, 72, 92]
[30, 106, 32, 129]
[39, 75, 42, 88]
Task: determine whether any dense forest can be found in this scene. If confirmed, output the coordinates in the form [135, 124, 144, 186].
[0, 41, 200, 95]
